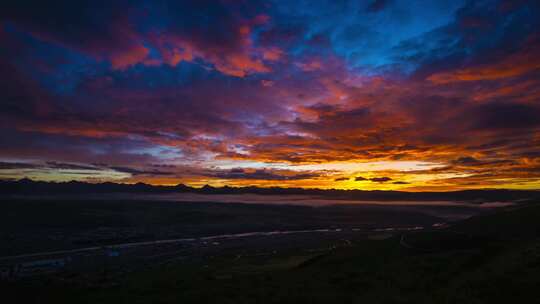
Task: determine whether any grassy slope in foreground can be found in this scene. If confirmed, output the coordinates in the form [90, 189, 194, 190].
[2, 203, 540, 304]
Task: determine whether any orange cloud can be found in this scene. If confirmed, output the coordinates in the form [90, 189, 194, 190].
[110, 44, 150, 70]
[146, 15, 281, 77]
[262, 47, 283, 61]
[296, 59, 323, 72]
[428, 44, 540, 84]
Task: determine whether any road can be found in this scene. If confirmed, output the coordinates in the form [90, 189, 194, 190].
[0, 228, 346, 262]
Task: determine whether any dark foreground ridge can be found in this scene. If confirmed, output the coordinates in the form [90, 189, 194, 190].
[1, 178, 539, 202]
[2, 198, 540, 303]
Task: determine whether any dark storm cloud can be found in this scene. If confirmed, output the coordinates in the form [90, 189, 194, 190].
[108, 166, 175, 176]
[214, 168, 320, 181]
[451, 157, 516, 167]
[468, 103, 540, 131]
[453, 157, 481, 166]
[0, 161, 103, 173]
[355, 176, 394, 183]
[1, 0, 145, 69]
[45, 162, 98, 171]
[369, 177, 393, 183]
[290, 107, 377, 137]
[0, 162, 40, 170]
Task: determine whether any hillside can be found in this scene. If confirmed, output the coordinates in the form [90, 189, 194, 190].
[2, 202, 540, 303]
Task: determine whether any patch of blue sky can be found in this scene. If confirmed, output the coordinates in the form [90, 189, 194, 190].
[270, 0, 465, 73]
[329, 1, 466, 72]
[134, 146, 183, 160]
[4, 24, 102, 95]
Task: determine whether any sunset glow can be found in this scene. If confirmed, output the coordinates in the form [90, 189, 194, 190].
[1, 0, 539, 191]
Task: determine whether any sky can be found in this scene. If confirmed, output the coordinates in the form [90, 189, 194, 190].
[0, 0, 539, 191]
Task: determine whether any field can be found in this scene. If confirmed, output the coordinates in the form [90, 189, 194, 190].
[0, 197, 483, 255]
[1, 198, 539, 303]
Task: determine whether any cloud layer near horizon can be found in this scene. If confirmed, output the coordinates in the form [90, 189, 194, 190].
[0, 0, 539, 190]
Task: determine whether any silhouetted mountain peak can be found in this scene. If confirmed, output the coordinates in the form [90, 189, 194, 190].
[19, 177, 34, 184]
[0, 179, 539, 203]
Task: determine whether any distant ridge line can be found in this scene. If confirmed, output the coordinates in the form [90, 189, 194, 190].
[0, 179, 539, 202]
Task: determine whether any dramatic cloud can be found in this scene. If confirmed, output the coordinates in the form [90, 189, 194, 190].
[213, 168, 321, 181]
[369, 177, 393, 183]
[1, 0, 539, 190]
[355, 176, 393, 183]
[0, 162, 40, 170]
[392, 181, 410, 185]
